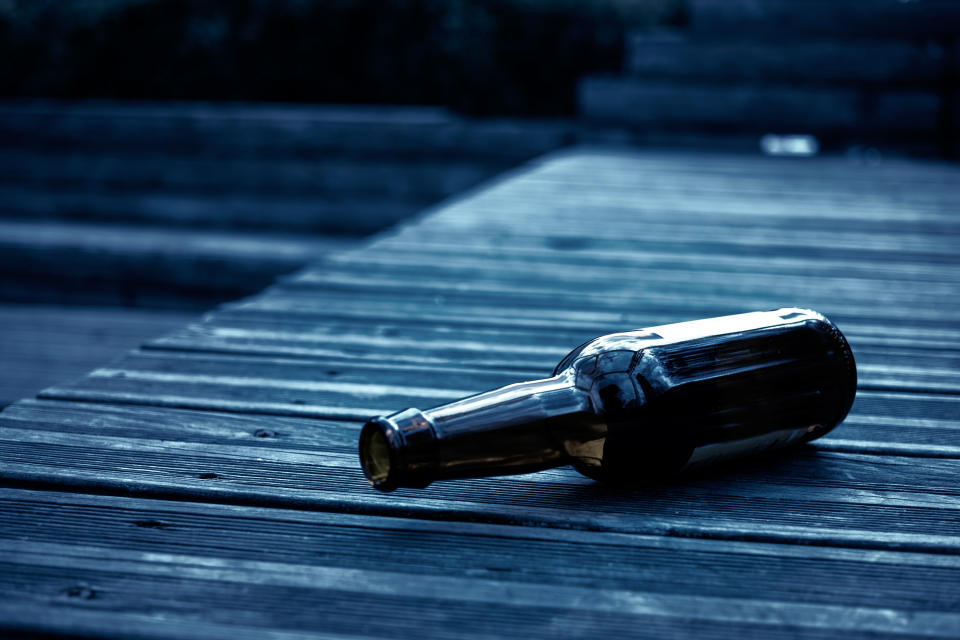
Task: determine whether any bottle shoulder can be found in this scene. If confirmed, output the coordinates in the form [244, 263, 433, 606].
[555, 308, 839, 376]
[555, 307, 856, 422]
[569, 349, 647, 418]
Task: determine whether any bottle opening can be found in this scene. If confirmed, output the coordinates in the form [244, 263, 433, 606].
[359, 423, 392, 487]
[358, 409, 437, 491]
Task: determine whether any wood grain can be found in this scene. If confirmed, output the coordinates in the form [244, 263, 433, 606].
[0, 305, 193, 407]
[1, 488, 959, 639]
[1, 147, 958, 638]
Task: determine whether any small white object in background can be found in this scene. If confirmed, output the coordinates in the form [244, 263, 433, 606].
[760, 134, 820, 157]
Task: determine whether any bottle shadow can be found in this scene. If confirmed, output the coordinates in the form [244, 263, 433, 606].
[555, 443, 834, 502]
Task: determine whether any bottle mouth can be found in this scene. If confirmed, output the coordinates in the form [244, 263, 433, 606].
[359, 422, 393, 487]
[358, 409, 437, 492]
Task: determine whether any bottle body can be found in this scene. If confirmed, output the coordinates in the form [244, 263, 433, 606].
[359, 308, 856, 491]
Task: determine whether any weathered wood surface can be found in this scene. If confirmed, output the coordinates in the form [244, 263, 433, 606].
[1, 148, 959, 638]
[0, 305, 193, 407]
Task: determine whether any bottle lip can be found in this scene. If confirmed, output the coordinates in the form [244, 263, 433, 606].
[359, 418, 399, 491]
[359, 409, 438, 492]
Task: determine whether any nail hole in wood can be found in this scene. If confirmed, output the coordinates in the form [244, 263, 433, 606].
[60, 584, 97, 599]
[130, 519, 171, 529]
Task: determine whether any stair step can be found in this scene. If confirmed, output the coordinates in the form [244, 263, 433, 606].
[0, 304, 194, 407]
[0, 102, 576, 232]
[579, 76, 943, 137]
[0, 149, 501, 202]
[0, 221, 359, 308]
[0, 187, 420, 235]
[627, 32, 945, 86]
[690, 0, 960, 37]
[0, 101, 573, 161]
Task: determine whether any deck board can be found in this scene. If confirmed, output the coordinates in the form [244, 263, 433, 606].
[1, 147, 958, 638]
[2, 489, 960, 640]
[0, 305, 194, 407]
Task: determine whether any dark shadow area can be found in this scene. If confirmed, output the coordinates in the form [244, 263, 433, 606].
[0, 1, 685, 403]
[0, 0, 682, 116]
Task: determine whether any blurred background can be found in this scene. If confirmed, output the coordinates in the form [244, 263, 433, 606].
[0, 0, 957, 406]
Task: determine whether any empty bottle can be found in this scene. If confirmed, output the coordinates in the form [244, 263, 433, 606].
[359, 308, 856, 491]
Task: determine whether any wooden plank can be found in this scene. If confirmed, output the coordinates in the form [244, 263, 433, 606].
[0, 488, 958, 639]
[397, 222, 960, 260]
[402, 155, 960, 224]
[145, 322, 960, 395]
[3, 401, 960, 554]
[627, 32, 945, 86]
[8, 396, 960, 457]
[404, 167, 960, 214]
[292, 257, 957, 310]
[0, 304, 193, 407]
[14, 381, 960, 456]
[32, 344, 960, 417]
[511, 148, 960, 183]
[1, 561, 953, 640]
[0, 379, 946, 452]
[148, 310, 960, 361]
[270, 278, 958, 330]
[34, 350, 528, 419]
[148, 319, 960, 381]
[219, 290, 960, 353]
[193, 302, 960, 351]
[337, 237, 960, 281]
[419, 195, 960, 229]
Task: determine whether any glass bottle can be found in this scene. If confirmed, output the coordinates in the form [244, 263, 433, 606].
[359, 308, 856, 491]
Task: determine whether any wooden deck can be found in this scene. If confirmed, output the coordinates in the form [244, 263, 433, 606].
[0, 100, 556, 407]
[1, 147, 959, 638]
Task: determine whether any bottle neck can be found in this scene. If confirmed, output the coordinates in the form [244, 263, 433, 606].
[359, 372, 594, 491]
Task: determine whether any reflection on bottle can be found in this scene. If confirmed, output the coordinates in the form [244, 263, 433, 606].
[359, 308, 856, 491]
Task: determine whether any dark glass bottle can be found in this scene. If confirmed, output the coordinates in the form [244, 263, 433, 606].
[359, 308, 856, 491]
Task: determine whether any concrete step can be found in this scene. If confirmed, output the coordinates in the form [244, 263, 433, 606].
[627, 31, 946, 87]
[0, 149, 502, 203]
[0, 187, 421, 235]
[0, 101, 573, 162]
[690, 0, 960, 37]
[0, 220, 359, 308]
[579, 75, 944, 139]
[0, 148, 501, 233]
[0, 101, 577, 233]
